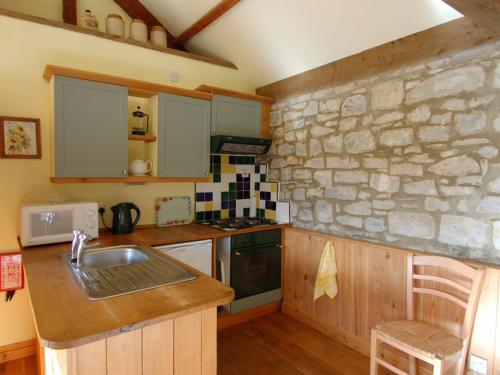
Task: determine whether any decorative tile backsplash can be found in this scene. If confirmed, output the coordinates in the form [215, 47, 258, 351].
[195, 154, 278, 221]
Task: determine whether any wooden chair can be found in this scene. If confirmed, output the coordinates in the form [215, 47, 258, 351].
[370, 254, 485, 375]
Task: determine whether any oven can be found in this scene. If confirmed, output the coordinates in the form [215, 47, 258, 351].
[217, 229, 282, 314]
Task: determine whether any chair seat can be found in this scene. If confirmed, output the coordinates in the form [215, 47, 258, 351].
[375, 320, 463, 360]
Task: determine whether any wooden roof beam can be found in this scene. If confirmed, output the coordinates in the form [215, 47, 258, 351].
[175, 0, 240, 45]
[441, 0, 500, 37]
[113, 0, 184, 50]
[62, 0, 77, 25]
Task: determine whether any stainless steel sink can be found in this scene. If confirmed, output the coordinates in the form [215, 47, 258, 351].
[61, 245, 197, 300]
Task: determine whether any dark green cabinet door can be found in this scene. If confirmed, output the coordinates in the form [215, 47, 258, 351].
[54, 76, 128, 177]
[211, 95, 262, 137]
[157, 93, 211, 178]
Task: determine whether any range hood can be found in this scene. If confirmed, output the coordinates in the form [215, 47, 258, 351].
[211, 135, 272, 155]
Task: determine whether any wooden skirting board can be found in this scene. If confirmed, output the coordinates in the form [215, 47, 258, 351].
[0, 338, 36, 364]
[256, 18, 494, 100]
[217, 301, 281, 332]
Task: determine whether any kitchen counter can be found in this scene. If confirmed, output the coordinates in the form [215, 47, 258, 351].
[21, 223, 288, 350]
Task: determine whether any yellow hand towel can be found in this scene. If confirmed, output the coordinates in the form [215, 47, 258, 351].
[314, 241, 338, 301]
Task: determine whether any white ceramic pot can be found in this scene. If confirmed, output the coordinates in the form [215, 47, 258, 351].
[150, 26, 167, 47]
[129, 160, 152, 176]
[106, 14, 124, 37]
[130, 19, 148, 42]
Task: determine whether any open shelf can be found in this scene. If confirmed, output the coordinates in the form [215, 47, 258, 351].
[128, 134, 157, 143]
[50, 176, 209, 184]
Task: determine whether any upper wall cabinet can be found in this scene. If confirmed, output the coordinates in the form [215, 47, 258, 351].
[157, 93, 211, 178]
[211, 95, 262, 138]
[54, 76, 128, 177]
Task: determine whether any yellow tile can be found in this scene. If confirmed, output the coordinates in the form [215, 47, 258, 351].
[256, 199, 260, 208]
[204, 202, 213, 211]
[208, 173, 213, 183]
[221, 164, 236, 174]
[271, 184, 278, 193]
[266, 210, 276, 220]
[221, 155, 229, 165]
[221, 209, 229, 219]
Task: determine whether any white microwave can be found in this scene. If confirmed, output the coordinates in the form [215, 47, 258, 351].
[20, 202, 99, 247]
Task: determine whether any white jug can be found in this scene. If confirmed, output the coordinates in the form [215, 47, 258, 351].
[129, 160, 152, 176]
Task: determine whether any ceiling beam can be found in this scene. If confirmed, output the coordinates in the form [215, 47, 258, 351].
[113, 0, 184, 50]
[62, 0, 77, 25]
[441, 0, 500, 37]
[256, 18, 494, 101]
[175, 0, 241, 45]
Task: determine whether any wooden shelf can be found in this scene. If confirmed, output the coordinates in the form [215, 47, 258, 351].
[51, 176, 208, 184]
[128, 134, 157, 142]
[0, 8, 237, 70]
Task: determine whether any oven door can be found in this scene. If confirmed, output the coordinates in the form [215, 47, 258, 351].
[230, 244, 281, 300]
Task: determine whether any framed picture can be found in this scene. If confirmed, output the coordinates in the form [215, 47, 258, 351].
[0, 116, 41, 159]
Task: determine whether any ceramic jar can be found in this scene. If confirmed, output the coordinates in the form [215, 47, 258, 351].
[150, 26, 167, 48]
[130, 19, 148, 42]
[81, 9, 98, 30]
[129, 160, 152, 176]
[105, 14, 124, 37]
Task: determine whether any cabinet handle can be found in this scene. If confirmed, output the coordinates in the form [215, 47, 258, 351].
[206, 170, 209, 176]
[123, 169, 128, 176]
[235, 251, 241, 256]
[212, 128, 216, 134]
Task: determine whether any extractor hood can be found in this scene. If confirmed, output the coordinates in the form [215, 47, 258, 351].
[211, 135, 272, 155]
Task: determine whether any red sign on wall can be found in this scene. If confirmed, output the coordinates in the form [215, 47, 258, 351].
[0, 253, 24, 292]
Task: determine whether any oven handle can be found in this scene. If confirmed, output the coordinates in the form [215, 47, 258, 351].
[232, 244, 282, 255]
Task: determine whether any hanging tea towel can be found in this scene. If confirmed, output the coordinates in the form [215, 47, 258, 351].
[313, 241, 338, 301]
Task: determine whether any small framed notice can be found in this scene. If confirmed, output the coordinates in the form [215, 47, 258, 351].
[0, 253, 24, 292]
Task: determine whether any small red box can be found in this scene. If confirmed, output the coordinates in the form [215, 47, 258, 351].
[0, 253, 24, 292]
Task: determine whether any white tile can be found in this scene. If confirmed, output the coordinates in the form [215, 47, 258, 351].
[195, 202, 204, 212]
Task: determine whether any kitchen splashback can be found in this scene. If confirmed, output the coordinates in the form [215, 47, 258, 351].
[195, 154, 278, 221]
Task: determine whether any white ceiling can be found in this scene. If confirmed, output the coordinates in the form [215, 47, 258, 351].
[141, 0, 462, 88]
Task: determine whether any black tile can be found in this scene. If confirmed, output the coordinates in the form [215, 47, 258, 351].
[229, 200, 236, 209]
[260, 174, 266, 182]
[196, 212, 204, 221]
[229, 191, 236, 200]
[214, 164, 221, 173]
[258, 208, 265, 218]
[255, 165, 260, 173]
[229, 209, 236, 218]
[205, 211, 213, 220]
[260, 191, 266, 200]
[221, 200, 229, 209]
[222, 192, 229, 201]
[213, 173, 221, 183]
[244, 182, 250, 190]
[237, 191, 244, 199]
[266, 201, 276, 210]
[243, 207, 250, 217]
[237, 182, 244, 191]
[255, 182, 260, 191]
[205, 192, 213, 201]
[229, 155, 236, 164]
[265, 191, 271, 200]
[196, 192, 205, 202]
[213, 154, 221, 164]
[210, 155, 215, 164]
[244, 191, 250, 199]
[249, 156, 255, 164]
[237, 156, 244, 164]
[209, 164, 214, 173]
[229, 182, 236, 192]
[213, 210, 221, 220]
[236, 173, 243, 182]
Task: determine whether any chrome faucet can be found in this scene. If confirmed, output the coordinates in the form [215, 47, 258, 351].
[71, 229, 98, 268]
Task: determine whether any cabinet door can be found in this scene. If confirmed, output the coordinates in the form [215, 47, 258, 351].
[54, 76, 128, 177]
[157, 93, 211, 178]
[211, 95, 262, 137]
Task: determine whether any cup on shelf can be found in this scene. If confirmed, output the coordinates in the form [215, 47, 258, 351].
[129, 160, 152, 176]
[130, 19, 148, 43]
[150, 26, 167, 48]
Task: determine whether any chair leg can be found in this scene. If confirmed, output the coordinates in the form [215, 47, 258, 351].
[409, 355, 417, 375]
[370, 329, 378, 375]
[433, 360, 444, 375]
[455, 351, 466, 375]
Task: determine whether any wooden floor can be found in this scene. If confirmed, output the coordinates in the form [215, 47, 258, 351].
[218, 312, 389, 375]
[0, 355, 37, 375]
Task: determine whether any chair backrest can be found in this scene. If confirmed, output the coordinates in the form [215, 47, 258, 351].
[407, 254, 485, 342]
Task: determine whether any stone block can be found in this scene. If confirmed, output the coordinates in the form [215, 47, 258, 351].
[370, 173, 400, 193]
[311, 126, 335, 137]
[428, 155, 480, 176]
[337, 215, 363, 229]
[363, 157, 388, 170]
[335, 170, 369, 184]
[302, 101, 318, 117]
[323, 134, 343, 154]
[309, 138, 323, 156]
[417, 126, 450, 143]
[313, 170, 332, 186]
[344, 201, 372, 216]
[365, 217, 386, 232]
[326, 156, 360, 169]
[439, 215, 488, 248]
[344, 130, 376, 154]
[293, 169, 312, 180]
[341, 95, 367, 116]
[424, 197, 449, 212]
[406, 66, 485, 104]
[370, 79, 404, 110]
[390, 163, 423, 177]
[304, 158, 325, 169]
[373, 200, 396, 210]
[403, 180, 438, 196]
[298, 209, 313, 221]
[388, 212, 435, 239]
[441, 98, 467, 111]
[319, 98, 342, 113]
[292, 188, 306, 201]
[407, 105, 431, 123]
[477, 196, 500, 214]
[374, 111, 405, 125]
[325, 186, 357, 200]
[454, 112, 487, 136]
[379, 128, 414, 147]
[315, 200, 334, 223]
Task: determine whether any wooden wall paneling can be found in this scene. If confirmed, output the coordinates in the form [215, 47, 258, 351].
[62, 0, 77, 25]
[174, 311, 202, 375]
[63, 339, 106, 375]
[106, 329, 142, 375]
[143, 320, 174, 375]
[256, 18, 493, 100]
[261, 101, 271, 139]
[0, 339, 36, 364]
[201, 309, 217, 375]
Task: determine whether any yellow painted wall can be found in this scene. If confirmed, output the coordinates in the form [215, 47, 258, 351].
[0, 14, 254, 347]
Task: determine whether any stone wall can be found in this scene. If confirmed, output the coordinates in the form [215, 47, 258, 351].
[262, 41, 500, 264]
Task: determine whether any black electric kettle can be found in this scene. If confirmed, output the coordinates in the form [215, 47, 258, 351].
[100, 202, 140, 234]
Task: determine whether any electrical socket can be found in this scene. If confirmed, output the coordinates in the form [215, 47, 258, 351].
[169, 70, 180, 82]
[470, 355, 487, 374]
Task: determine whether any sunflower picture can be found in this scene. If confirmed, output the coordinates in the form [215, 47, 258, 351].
[0, 117, 41, 159]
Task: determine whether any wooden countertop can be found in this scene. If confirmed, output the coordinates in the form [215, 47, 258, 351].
[21, 223, 287, 350]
